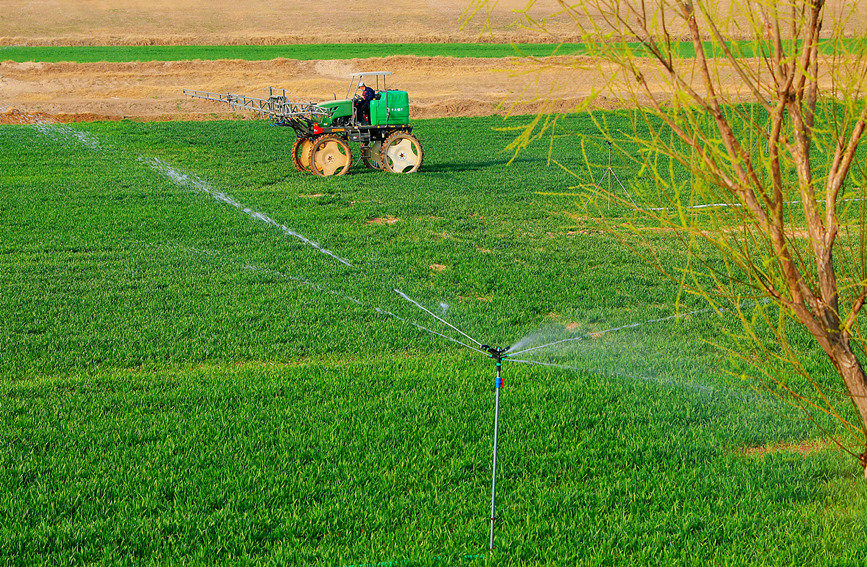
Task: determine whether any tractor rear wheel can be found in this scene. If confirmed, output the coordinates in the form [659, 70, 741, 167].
[381, 132, 423, 173]
[361, 141, 383, 170]
[309, 135, 353, 176]
[292, 137, 313, 172]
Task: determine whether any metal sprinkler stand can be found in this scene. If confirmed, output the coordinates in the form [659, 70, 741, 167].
[586, 140, 637, 210]
[482, 344, 509, 553]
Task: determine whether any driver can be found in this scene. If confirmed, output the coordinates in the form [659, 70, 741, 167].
[354, 81, 376, 124]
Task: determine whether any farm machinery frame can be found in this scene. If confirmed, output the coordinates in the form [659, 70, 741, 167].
[185, 72, 424, 176]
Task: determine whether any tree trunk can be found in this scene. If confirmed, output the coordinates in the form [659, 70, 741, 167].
[816, 330, 867, 476]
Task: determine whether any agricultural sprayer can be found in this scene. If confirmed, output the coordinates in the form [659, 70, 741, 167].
[184, 72, 423, 176]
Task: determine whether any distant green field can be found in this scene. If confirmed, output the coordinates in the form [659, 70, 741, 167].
[0, 43, 584, 63]
[1, 38, 863, 62]
[1, 115, 865, 565]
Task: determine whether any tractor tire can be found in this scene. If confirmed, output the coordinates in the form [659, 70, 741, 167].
[361, 141, 384, 170]
[309, 135, 353, 177]
[381, 131, 423, 173]
[292, 137, 313, 172]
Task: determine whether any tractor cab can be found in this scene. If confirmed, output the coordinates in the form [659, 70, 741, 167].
[346, 71, 405, 127]
[316, 71, 409, 128]
[345, 71, 391, 101]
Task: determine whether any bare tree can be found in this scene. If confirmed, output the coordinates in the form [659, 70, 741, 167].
[471, 0, 867, 475]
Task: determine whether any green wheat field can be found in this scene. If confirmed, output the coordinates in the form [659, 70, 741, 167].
[2, 39, 864, 62]
[2, 113, 866, 565]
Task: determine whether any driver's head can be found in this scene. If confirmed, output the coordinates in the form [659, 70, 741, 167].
[358, 81, 365, 89]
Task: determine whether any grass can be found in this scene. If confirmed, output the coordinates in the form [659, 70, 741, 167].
[2, 38, 863, 63]
[1, 114, 865, 565]
[0, 43, 587, 63]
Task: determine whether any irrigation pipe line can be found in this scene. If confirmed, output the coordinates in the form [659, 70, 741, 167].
[646, 196, 867, 212]
[24, 116, 355, 268]
[487, 348, 505, 552]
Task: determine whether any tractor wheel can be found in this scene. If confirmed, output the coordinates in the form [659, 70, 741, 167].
[361, 141, 383, 170]
[381, 132, 423, 173]
[309, 135, 353, 177]
[292, 137, 313, 172]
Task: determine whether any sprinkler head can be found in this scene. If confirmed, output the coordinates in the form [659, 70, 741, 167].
[482, 345, 509, 362]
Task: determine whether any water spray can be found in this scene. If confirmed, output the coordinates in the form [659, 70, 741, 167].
[390, 289, 753, 552]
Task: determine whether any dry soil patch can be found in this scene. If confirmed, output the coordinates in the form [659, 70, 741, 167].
[2, 1, 862, 46]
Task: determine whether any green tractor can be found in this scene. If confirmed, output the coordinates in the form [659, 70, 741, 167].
[185, 71, 423, 176]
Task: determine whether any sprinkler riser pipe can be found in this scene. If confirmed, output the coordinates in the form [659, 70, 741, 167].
[489, 362, 502, 552]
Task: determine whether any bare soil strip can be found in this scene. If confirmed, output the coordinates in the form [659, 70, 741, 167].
[0, 56, 605, 123]
[0, 0, 579, 46]
[2, 0, 862, 47]
[0, 52, 848, 124]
